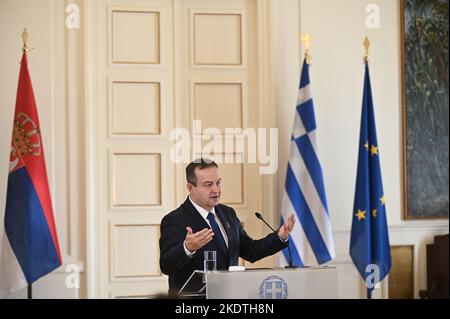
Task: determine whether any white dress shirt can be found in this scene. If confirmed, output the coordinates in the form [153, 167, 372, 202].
[183, 197, 229, 256]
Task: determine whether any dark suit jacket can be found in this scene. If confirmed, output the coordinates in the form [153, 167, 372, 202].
[159, 197, 288, 294]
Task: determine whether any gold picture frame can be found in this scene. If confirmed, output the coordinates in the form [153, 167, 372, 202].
[400, 0, 449, 220]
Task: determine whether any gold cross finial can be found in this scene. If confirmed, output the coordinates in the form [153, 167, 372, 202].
[22, 28, 29, 53]
[301, 33, 313, 65]
[363, 36, 370, 63]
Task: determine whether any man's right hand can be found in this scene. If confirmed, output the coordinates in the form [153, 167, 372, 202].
[184, 227, 214, 252]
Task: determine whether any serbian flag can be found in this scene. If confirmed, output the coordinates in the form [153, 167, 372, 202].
[0, 53, 62, 297]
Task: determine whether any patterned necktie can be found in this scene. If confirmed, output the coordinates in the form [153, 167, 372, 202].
[207, 212, 228, 254]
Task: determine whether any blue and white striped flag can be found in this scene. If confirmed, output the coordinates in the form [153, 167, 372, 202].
[279, 59, 335, 267]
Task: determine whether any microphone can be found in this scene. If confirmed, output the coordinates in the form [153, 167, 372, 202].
[255, 212, 297, 269]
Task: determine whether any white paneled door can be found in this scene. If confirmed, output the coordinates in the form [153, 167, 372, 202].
[86, 0, 271, 298]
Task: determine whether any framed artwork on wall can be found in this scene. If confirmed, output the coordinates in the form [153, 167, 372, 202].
[400, 0, 449, 219]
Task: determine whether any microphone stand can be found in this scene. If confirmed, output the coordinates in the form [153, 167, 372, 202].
[255, 212, 297, 269]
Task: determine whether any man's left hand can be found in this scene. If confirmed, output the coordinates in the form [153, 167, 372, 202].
[277, 213, 295, 240]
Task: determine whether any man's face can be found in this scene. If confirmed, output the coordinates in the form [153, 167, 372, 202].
[188, 166, 221, 211]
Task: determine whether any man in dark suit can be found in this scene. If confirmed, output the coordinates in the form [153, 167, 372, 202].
[159, 158, 296, 295]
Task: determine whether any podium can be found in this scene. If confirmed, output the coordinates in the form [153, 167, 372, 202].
[179, 267, 338, 299]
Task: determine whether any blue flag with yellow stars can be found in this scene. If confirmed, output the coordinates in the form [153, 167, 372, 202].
[350, 62, 391, 299]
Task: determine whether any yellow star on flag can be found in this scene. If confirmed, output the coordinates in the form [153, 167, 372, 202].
[371, 145, 378, 156]
[380, 195, 386, 205]
[372, 209, 378, 218]
[364, 141, 369, 151]
[355, 209, 366, 221]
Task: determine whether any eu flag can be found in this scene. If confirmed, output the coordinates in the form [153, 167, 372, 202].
[350, 62, 391, 299]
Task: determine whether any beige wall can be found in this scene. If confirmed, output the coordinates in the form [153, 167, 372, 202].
[0, 0, 448, 299]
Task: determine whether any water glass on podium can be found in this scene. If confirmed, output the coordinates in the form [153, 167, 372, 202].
[204, 251, 217, 272]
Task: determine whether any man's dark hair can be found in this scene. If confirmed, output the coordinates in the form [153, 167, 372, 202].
[186, 158, 218, 186]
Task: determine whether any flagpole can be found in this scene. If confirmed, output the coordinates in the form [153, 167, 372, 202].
[364, 36, 371, 301]
[28, 284, 32, 299]
[22, 28, 33, 300]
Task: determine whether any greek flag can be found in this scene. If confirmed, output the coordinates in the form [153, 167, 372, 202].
[279, 59, 335, 267]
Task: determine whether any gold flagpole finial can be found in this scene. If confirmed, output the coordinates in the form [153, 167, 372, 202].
[22, 28, 29, 53]
[363, 36, 370, 63]
[301, 33, 313, 65]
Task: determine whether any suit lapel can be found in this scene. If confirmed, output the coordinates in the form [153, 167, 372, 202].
[215, 205, 232, 256]
[215, 205, 232, 239]
[182, 197, 210, 231]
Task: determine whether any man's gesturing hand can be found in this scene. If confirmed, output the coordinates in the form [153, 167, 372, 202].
[277, 213, 296, 240]
[184, 227, 214, 252]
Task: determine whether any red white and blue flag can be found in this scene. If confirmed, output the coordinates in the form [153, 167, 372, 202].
[0, 53, 62, 297]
